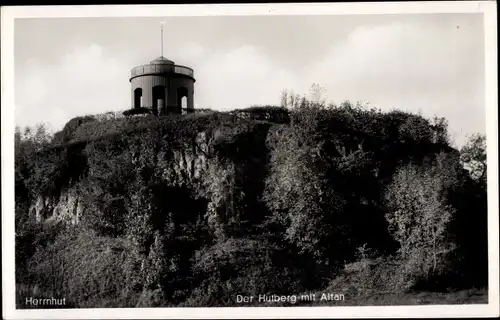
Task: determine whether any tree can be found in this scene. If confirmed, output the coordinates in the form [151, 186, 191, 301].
[265, 94, 356, 269]
[460, 133, 486, 184]
[308, 83, 328, 106]
[280, 89, 304, 110]
[431, 116, 450, 145]
[280, 84, 328, 110]
[15, 123, 55, 221]
[15, 123, 53, 155]
[384, 162, 457, 288]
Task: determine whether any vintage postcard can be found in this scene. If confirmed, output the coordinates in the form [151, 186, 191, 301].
[1, 2, 498, 319]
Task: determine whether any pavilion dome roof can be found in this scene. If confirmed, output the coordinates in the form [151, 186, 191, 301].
[150, 56, 175, 65]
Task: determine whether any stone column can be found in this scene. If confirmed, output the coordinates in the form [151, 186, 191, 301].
[187, 86, 195, 113]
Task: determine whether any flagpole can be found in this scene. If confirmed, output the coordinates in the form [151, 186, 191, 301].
[160, 22, 164, 57]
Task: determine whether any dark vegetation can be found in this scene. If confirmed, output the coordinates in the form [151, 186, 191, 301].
[122, 107, 152, 117]
[14, 88, 488, 307]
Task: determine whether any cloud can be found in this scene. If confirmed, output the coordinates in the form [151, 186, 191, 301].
[175, 42, 206, 63]
[301, 22, 485, 146]
[15, 44, 130, 131]
[194, 45, 299, 110]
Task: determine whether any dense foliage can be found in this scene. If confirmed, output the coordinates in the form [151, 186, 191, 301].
[14, 92, 488, 307]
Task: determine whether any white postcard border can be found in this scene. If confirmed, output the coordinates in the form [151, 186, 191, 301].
[1, 2, 498, 319]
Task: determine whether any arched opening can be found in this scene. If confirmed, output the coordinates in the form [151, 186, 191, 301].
[134, 88, 142, 109]
[177, 87, 188, 114]
[181, 96, 187, 109]
[152, 85, 166, 116]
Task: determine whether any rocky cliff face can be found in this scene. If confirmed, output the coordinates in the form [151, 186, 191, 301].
[29, 189, 83, 224]
[27, 120, 272, 239]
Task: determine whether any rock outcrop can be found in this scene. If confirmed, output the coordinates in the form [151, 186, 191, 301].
[26, 121, 272, 238]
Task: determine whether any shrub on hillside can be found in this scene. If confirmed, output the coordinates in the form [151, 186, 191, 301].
[448, 134, 488, 288]
[264, 101, 386, 268]
[78, 137, 136, 236]
[52, 115, 96, 145]
[460, 133, 487, 184]
[123, 107, 151, 117]
[231, 105, 290, 124]
[22, 146, 68, 199]
[182, 238, 308, 307]
[384, 157, 461, 290]
[26, 227, 144, 308]
[326, 253, 406, 296]
[15, 219, 66, 285]
[206, 121, 273, 239]
[15, 124, 55, 202]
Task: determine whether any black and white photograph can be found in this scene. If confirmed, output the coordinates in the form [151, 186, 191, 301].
[1, 2, 498, 319]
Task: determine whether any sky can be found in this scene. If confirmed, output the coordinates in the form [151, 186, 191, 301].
[14, 13, 485, 147]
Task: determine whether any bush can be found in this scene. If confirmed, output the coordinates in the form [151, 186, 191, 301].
[327, 255, 406, 297]
[52, 115, 96, 144]
[15, 219, 66, 285]
[26, 227, 144, 308]
[182, 238, 309, 307]
[231, 105, 290, 124]
[384, 159, 459, 289]
[123, 107, 151, 117]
